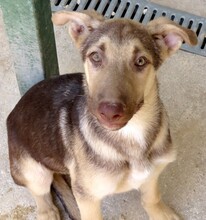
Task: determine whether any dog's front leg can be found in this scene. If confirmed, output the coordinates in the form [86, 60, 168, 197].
[140, 164, 180, 220]
[75, 196, 103, 220]
[13, 157, 60, 220]
[27, 172, 60, 220]
[31, 192, 60, 220]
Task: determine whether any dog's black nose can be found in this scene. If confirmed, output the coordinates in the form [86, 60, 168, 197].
[98, 102, 124, 122]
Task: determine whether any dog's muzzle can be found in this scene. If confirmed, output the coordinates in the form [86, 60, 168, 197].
[96, 102, 128, 130]
[95, 99, 144, 130]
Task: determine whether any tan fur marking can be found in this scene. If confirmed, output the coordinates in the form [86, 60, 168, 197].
[151, 111, 176, 164]
[21, 157, 53, 195]
[140, 164, 180, 220]
[75, 198, 103, 220]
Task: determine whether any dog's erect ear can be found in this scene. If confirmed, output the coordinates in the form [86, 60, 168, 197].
[147, 17, 198, 57]
[52, 10, 104, 47]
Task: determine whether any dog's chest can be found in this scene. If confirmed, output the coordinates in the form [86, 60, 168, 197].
[86, 158, 152, 198]
[126, 163, 152, 189]
[86, 162, 152, 199]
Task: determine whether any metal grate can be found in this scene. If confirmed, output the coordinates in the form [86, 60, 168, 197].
[51, 0, 206, 57]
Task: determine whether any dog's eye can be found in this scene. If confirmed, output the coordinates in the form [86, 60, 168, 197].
[89, 52, 102, 64]
[135, 56, 147, 67]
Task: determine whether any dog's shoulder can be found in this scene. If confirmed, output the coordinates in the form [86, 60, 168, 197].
[7, 73, 85, 122]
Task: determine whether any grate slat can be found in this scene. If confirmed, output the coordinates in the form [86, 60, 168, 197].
[133, 4, 145, 21]
[180, 17, 189, 28]
[104, 0, 119, 18]
[65, 0, 76, 10]
[141, 7, 154, 24]
[60, 0, 70, 6]
[114, 1, 128, 18]
[152, 8, 164, 19]
[51, 0, 206, 56]
[193, 22, 200, 34]
[124, 2, 135, 19]
[87, 0, 99, 10]
[76, 1, 88, 11]
[96, 0, 109, 14]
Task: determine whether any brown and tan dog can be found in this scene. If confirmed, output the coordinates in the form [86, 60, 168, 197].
[7, 10, 197, 220]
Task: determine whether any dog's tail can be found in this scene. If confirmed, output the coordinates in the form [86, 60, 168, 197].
[52, 174, 81, 220]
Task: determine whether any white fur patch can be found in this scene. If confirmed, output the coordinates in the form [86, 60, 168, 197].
[22, 157, 53, 195]
[88, 172, 124, 199]
[155, 149, 176, 164]
[120, 118, 146, 148]
[130, 168, 150, 181]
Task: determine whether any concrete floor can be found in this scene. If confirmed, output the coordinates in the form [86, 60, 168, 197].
[0, 0, 206, 219]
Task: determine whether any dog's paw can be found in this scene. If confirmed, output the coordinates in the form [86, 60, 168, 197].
[37, 206, 60, 220]
[145, 201, 180, 220]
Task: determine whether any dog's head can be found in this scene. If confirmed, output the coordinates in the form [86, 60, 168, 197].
[52, 10, 197, 130]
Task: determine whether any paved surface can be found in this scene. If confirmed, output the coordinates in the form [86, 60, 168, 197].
[0, 0, 206, 219]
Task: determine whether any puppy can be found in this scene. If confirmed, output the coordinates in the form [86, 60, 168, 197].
[7, 10, 197, 220]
